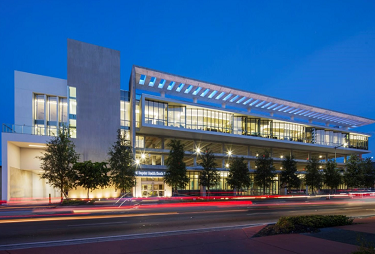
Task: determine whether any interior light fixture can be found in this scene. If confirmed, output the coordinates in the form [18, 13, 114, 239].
[225, 163, 229, 168]
[135, 159, 140, 165]
[29, 145, 47, 148]
[227, 150, 232, 156]
[280, 155, 284, 159]
[196, 147, 201, 154]
[141, 154, 146, 160]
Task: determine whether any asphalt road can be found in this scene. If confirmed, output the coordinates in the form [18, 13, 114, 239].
[1, 197, 375, 249]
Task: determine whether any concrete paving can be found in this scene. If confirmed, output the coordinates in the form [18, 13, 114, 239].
[1, 217, 375, 254]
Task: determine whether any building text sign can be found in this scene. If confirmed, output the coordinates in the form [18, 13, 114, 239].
[135, 171, 165, 176]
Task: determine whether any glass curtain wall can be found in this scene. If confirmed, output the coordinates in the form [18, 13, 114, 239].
[272, 122, 304, 142]
[143, 99, 367, 150]
[47, 96, 58, 136]
[120, 101, 131, 127]
[145, 100, 167, 126]
[349, 134, 368, 150]
[59, 98, 68, 125]
[168, 106, 185, 128]
[260, 120, 272, 138]
[68, 87, 77, 138]
[185, 108, 232, 133]
[34, 94, 45, 135]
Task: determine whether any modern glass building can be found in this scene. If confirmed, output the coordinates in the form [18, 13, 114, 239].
[1, 39, 373, 201]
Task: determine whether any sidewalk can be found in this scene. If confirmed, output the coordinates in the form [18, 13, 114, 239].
[1, 217, 374, 254]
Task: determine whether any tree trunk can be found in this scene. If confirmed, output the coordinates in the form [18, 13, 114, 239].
[87, 189, 90, 199]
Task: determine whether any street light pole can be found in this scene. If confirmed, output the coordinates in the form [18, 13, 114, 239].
[334, 143, 347, 162]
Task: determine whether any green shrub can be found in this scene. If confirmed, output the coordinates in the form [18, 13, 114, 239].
[276, 215, 353, 232]
[61, 199, 95, 206]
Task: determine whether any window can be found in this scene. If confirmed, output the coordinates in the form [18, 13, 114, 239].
[69, 87, 76, 98]
[47, 96, 57, 123]
[69, 99, 77, 115]
[136, 135, 144, 148]
[120, 100, 131, 127]
[34, 94, 45, 121]
[59, 98, 68, 123]
[145, 100, 167, 126]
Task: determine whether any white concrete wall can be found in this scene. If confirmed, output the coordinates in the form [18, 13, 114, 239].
[1, 132, 51, 200]
[69, 186, 120, 199]
[20, 148, 44, 170]
[14, 71, 67, 126]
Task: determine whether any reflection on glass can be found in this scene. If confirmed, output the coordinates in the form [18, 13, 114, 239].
[34, 95, 45, 120]
[59, 98, 68, 123]
[48, 97, 57, 122]
[120, 101, 131, 127]
[34, 124, 45, 135]
[136, 135, 144, 148]
[69, 99, 77, 115]
[69, 87, 76, 98]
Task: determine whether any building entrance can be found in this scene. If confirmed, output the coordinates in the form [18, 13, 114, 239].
[141, 178, 165, 197]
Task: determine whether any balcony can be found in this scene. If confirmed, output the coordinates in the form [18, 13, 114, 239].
[2, 124, 69, 137]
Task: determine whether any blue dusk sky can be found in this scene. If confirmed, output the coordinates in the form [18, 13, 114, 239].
[0, 0, 375, 164]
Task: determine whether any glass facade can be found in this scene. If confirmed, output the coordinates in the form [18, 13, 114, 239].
[349, 134, 368, 150]
[143, 99, 369, 150]
[34, 94, 45, 121]
[120, 101, 131, 127]
[68, 86, 77, 138]
[33, 94, 68, 136]
[59, 98, 68, 124]
[145, 100, 167, 126]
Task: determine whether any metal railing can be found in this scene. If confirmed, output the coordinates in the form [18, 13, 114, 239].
[2, 123, 61, 137]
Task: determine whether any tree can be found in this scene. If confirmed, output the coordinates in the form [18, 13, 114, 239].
[323, 160, 342, 194]
[164, 139, 189, 195]
[362, 157, 375, 188]
[254, 150, 276, 195]
[199, 148, 220, 195]
[108, 130, 136, 195]
[39, 129, 79, 201]
[280, 155, 300, 193]
[74, 161, 110, 199]
[344, 154, 363, 188]
[227, 157, 251, 195]
[305, 157, 323, 194]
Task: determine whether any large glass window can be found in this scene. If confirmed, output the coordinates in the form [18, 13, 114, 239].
[273, 122, 304, 142]
[69, 99, 77, 115]
[168, 105, 185, 128]
[47, 96, 57, 123]
[34, 94, 45, 121]
[260, 120, 272, 138]
[349, 134, 368, 150]
[59, 98, 68, 123]
[136, 135, 145, 148]
[69, 119, 76, 138]
[247, 118, 259, 136]
[145, 100, 167, 126]
[69, 87, 76, 98]
[120, 100, 131, 127]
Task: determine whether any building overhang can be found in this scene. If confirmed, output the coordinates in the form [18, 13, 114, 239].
[132, 65, 375, 128]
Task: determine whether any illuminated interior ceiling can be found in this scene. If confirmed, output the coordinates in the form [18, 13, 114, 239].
[133, 66, 375, 128]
